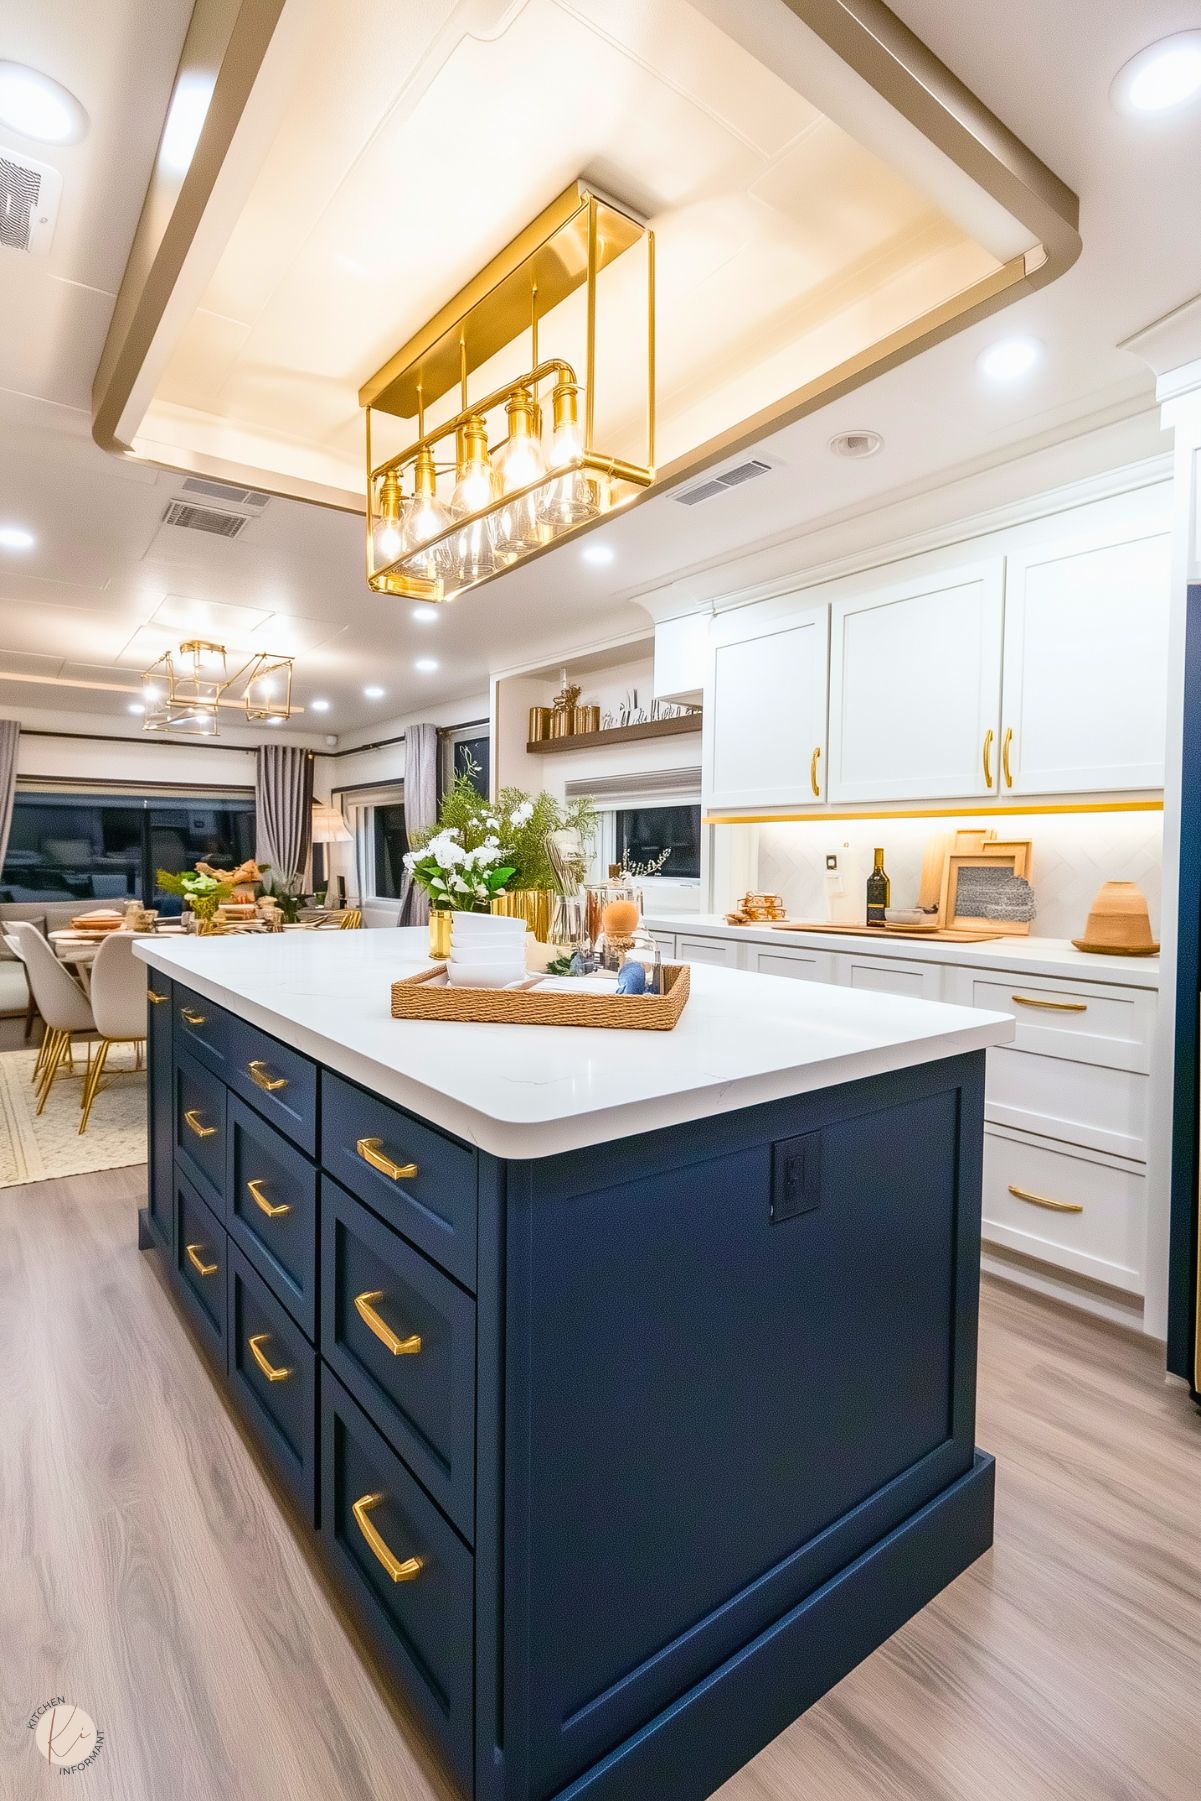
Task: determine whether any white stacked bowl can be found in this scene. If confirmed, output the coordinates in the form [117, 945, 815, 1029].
[447, 911, 528, 987]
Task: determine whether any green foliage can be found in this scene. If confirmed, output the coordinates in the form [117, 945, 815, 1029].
[411, 755, 598, 893]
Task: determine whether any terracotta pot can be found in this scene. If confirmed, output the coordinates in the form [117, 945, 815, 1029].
[1072, 881, 1159, 955]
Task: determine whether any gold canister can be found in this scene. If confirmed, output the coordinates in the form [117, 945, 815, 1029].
[528, 706, 551, 742]
[549, 708, 570, 738]
[574, 705, 600, 735]
[429, 910, 453, 959]
[491, 889, 553, 942]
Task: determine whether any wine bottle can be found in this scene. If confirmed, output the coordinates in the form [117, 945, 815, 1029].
[866, 847, 890, 926]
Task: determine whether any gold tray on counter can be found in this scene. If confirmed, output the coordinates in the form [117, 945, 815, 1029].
[390, 962, 691, 1031]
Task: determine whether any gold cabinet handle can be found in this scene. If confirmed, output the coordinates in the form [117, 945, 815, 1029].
[809, 745, 821, 798]
[247, 1333, 291, 1382]
[183, 1108, 217, 1138]
[185, 1242, 218, 1277]
[354, 1290, 421, 1356]
[1011, 993, 1087, 1013]
[351, 1492, 423, 1583]
[356, 1137, 418, 1182]
[1002, 725, 1014, 789]
[180, 1007, 207, 1026]
[982, 728, 994, 788]
[247, 1178, 291, 1219]
[1008, 1183, 1083, 1215]
[247, 1059, 288, 1093]
[146, 989, 167, 1005]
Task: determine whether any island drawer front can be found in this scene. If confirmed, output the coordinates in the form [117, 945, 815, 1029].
[174, 1050, 226, 1207]
[227, 1096, 319, 1339]
[984, 1046, 1149, 1162]
[172, 1169, 227, 1357]
[174, 983, 230, 1076]
[223, 1016, 317, 1156]
[228, 1248, 318, 1524]
[982, 1129, 1144, 1292]
[969, 975, 1153, 1073]
[320, 1370, 473, 1792]
[146, 973, 174, 1254]
[321, 1075, 477, 1290]
[321, 1176, 476, 1541]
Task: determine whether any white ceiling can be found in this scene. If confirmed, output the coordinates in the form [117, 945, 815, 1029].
[1, 0, 1199, 743]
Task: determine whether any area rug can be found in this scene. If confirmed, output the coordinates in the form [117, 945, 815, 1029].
[0, 1045, 147, 1188]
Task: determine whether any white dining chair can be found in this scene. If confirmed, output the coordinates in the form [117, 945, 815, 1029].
[2, 930, 44, 1076]
[10, 922, 97, 1113]
[79, 933, 147, 1133]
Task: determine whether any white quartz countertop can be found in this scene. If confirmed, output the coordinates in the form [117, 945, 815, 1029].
[646, 914, 1161, 987]
[136, 928, 1015, 1159]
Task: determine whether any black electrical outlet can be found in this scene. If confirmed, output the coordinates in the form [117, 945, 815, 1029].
[771, 1131, 823, 1223]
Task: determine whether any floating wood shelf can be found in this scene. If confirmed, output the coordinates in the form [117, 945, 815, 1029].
[527, 714, 702, 754]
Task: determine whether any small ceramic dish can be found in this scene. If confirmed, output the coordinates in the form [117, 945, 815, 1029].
[448, 943, 524, 964]
[451, 910, 525, 934]
[884, 907, 926, 925]
[445, 960, 526, 988]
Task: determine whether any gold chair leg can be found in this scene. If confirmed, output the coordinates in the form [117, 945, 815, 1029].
[34, 1028, 61, 1098]
[35, 1031, 68, 1115]
[33, 1030, 50, 1083]
[79, 1039, 111, 1134]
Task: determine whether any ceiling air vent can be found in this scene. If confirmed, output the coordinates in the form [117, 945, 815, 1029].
[673, 460, 772, 505]
[160, 500, 248, 539]
[0, 146, 62, 255]
[180, 475, 270, 511]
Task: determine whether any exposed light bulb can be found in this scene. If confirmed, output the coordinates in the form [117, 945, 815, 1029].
[493, 388, 547, 555]
[450, 417, 497, 515]
[402, 447, 453, 579]
[538, 382, 601, 527]
[372, 469, 408, 570]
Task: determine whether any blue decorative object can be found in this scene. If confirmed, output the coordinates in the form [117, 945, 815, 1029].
[616, 959, 647, 994]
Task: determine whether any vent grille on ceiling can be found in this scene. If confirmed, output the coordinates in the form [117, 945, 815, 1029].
[0, 145, 61, 255]
[160, 500, 249, 539]
[180, 476, 270, 511]
[672, 460, 772, 506]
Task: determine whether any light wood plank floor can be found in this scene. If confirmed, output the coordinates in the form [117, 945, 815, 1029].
[0, 1166, 1197, 1801]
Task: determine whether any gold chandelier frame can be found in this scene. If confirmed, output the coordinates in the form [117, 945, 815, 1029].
[142, 638, 294, 735]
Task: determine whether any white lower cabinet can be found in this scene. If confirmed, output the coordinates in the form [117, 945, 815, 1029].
[982, 1127, 1145, 1293]
[648, 930, 678, 957]
[984, 1047, 1148, 1162]
[841, 953, 943, 1002]
[675, 933, 742, 968]
[749, 947, 835, 983]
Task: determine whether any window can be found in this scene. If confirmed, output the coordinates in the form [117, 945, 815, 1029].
[441, 724, 490, 797]
[1, 791, 255, 915]
[614, 804, 701, 879]
[371, 802, 409, 900]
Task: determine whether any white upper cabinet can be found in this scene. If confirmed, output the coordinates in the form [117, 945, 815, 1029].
[999, 529, 1171, 794]
[827, 561, 1005, 802]
[706, 601, 829, 810]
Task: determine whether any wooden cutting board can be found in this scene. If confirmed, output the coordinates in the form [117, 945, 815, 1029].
[771, 922, 1003, 942]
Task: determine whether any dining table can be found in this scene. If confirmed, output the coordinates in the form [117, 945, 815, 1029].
[49, 918, 349, 989]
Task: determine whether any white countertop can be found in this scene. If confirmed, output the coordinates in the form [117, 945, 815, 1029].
[136, 927, 1015, 1159]
[646, 914, 1161, 987]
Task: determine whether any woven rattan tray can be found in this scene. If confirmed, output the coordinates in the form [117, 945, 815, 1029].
[390, 962, 690, 1030]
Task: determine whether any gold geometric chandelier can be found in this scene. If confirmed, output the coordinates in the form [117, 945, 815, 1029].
[142, 639, 294, 736]
[360, 183, 654, 604]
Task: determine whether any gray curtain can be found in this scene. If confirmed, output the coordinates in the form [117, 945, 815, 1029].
[0, 720, 17, 874]
[255, 746, 314, 881]
[397, 723, 438, 925]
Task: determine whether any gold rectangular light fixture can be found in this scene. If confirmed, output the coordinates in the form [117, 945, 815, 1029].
[142, 638, 295, 735]
[360, 183, 654, 604]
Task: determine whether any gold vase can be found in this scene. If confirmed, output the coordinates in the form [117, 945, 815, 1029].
[490, 889, 553, 942]
[429, 910, 453, 959]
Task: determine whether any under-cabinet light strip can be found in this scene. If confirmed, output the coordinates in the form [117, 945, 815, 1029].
[704, 799, 1165, 825]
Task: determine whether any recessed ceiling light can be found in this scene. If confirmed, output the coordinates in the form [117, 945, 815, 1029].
[363, 685, 385, 699]
[1112, 31, 1201, 114]
[159, 72, 214, 174]
[829, 429, 883, 460]
[127, 702, 145, 715]
[268, 715, 284, 726]
[0, 525, 35, 551]
[412, 605, 439, 623]
[977, 336, 1042, 383]
[414, 657, 439, 673]
[581, 543, 614, 565]
[0, 61, 88, 144]
[310, 698, 330, 712]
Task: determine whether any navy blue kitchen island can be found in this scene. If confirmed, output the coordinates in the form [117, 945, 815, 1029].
[137, 929, 1012, 1801]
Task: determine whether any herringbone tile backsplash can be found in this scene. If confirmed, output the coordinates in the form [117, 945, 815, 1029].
[754, 812, 1163, 940]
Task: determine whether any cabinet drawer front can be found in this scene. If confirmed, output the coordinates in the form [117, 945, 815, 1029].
[172, 1169, 227, 1355]
[174, 983, 229, 1076]
[322, 1075, 477, 1289]
[676, 933, 740, 967]
[845, 953, 941, 1001]
[982, 1131, 1144, 1292]
[751, 949, 833, 983]
[320, 1371, 473, 1790]
[970, 975, 1152, 1072]
[985, 1047, 1149, 1161]
[228, 1248, 318, 1522]
[321, 1176, 475, 1540]
[174, 1050, 226, 1206]
[227, 1095, 319, 1338]
[224, 1016, 317, 1155]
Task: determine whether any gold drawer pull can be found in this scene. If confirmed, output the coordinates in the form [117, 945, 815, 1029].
[809, 745, 821, 798]
[247, 1178, 291, 1219]
[183, 1108, 216, 1139]
[1011, 994, 1087, 1013]
[146, 989, 167, 1005]
[351, 1492, 423, 1583]
[1008, 1184, 1083, 1215]
[180, 1007, 207, 1026]
[247, 1059, 288, 1093]
[247, 1333, 291, 1382]
[354, 1290, 421, 1356]
[185, 1243, 218, 1277]
[357, 1137, 418, 1182]
[982, 727, 994, 788]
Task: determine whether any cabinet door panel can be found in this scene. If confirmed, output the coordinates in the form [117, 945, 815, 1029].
[843, 954, 943, 1001]
[828, 561, 1003, 802]
[1001, 531, 1170, 793]
[676, 933, 741, 967]
[707, 603, 828, 809]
